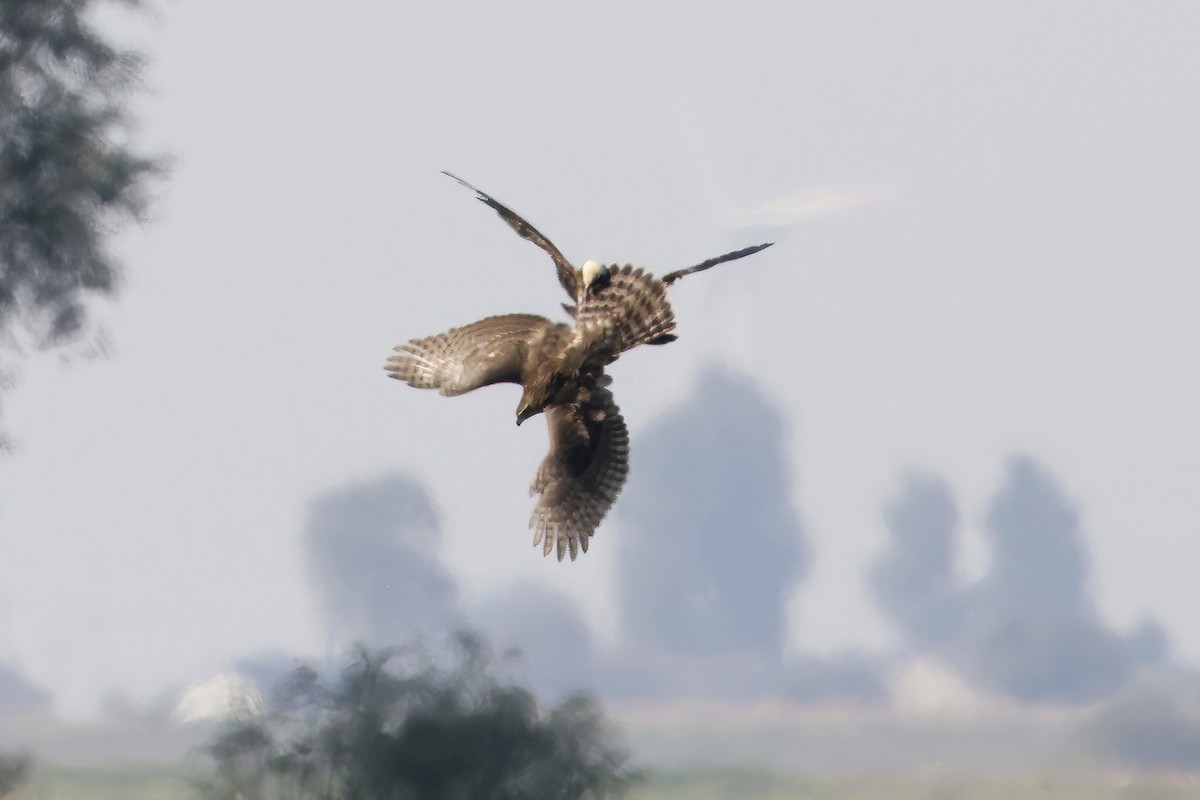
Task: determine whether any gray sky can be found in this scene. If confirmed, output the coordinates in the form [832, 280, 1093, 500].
[0, 0, 1198, 718]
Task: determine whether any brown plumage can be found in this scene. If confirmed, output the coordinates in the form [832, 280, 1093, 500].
[529, 376, 629, 561]
[385, 173, 773, 561]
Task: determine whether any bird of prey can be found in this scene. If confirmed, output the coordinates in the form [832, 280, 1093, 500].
[385, 172, 772, 561]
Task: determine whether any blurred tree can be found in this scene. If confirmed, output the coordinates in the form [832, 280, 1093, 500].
[198, 633, 637, 800]
[610, 367, 808, 700]
[0, 752, 30, 798]
[0, 0, 163, 439]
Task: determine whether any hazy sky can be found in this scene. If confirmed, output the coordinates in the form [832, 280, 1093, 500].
[1, 1, 1198, 716]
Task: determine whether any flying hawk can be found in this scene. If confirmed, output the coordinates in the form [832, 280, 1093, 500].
[385, 172, 772, 561]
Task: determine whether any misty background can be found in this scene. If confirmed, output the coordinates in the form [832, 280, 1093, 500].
[2, 0, 1199, 778]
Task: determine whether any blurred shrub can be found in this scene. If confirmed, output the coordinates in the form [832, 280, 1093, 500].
[198, 632, 636, 800]
[0, 752, 31, 798]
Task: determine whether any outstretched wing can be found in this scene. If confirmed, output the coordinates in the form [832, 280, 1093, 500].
[660, 242, 774, 285]
[529, 378, 629, 561]
[576, 265, 678, 361]
[442, 171, 580, 301]
[385, 313, 555, 396]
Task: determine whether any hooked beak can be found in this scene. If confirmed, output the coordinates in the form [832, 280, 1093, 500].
[516, 406, 537, 426]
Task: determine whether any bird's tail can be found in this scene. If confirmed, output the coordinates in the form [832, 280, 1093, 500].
[577, 265, 678, 358]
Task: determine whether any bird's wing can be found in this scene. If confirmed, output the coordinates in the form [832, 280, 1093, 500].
[660, 242, 774, 285]
[442, 172, 580, 301]
[529, 378, 629, 561]
[385, 313, 555, 396]
[576, 266, 679, 360]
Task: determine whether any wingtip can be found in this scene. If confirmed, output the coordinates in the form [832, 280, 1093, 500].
[441, 170, 486, 200]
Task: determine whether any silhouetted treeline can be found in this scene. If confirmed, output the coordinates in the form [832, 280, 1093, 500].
[304, 477, 461, 654]
[199, 633, 636, 800]
[870, 458, 1166, 705]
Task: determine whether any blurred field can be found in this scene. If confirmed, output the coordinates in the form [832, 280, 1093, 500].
[629, 768, 1200, 800]
[10, 764, 1200, 800]
[10, 763, 201, 800]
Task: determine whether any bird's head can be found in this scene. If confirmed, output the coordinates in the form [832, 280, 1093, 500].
[580, 260, 610, 297]
[516, 370, 563, 426]
[516, 382, 546, 426]
[516, 402, 539, 426]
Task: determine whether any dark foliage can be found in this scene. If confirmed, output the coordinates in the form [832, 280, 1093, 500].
[0, 752, 30, 798]
[198, 633, 636, 800]
[0, 0, 163, 434]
